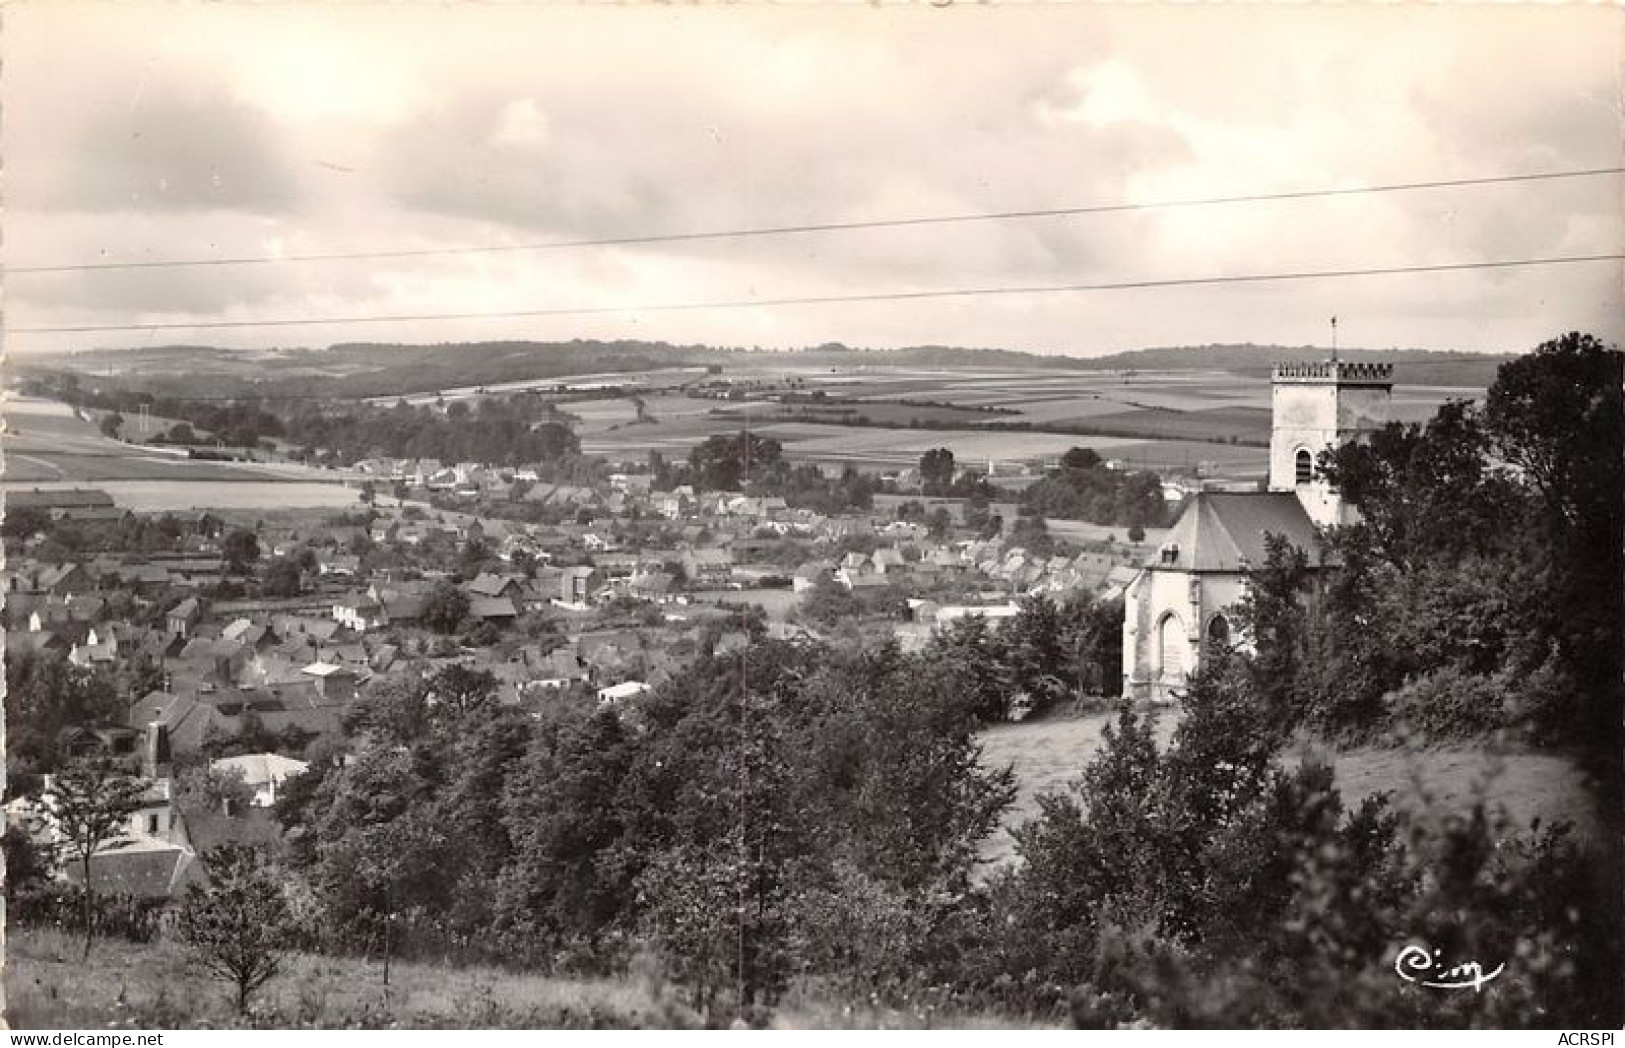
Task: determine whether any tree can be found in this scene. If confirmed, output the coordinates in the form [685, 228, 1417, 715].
[688, 431, 783, 491]
[1127, 524, 1146, 544]
[1484, 333, 1624, 772]
[919, 447, 955, 493]
[261, 557, 302, 598]
[2, 507, 50, 541]
[420, 580, 470, 634]
[222, 529, 261, 573]
[98, 412, 123, 439]
[6, 653, 122, 773]
[1060, 446, 1102, 470]
[426, 663, 498, 719]
[43, 761, 148, 959]
[177, 844, 291, 1012]
[175, 764, 256, 818]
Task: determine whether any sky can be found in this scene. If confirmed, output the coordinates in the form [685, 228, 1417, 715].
[5, 4, 1622, 358]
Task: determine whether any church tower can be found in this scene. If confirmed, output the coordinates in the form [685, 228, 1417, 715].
[1267, 360, 1394, 529]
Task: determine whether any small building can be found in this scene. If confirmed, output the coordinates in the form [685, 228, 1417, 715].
[682, 548, 735, 587]
[596, 680, 652, 705]
[211, 753, 309, 808]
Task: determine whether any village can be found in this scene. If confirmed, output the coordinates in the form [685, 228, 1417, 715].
[3, 431, 1164, 906]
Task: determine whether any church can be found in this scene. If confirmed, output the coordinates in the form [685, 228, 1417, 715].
[1120, 359, 1395, 700]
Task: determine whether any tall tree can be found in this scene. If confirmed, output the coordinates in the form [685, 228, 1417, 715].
[44, 761, 148, 959]
[177, 844, 292, 1013]
[222, 529, 261, 573]
[420, 580, 471, 634]
[918, 447, 956, 493]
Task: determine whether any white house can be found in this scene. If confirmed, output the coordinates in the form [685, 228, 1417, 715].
[596, 681, 652, 705]
[211, 753, 310, 808]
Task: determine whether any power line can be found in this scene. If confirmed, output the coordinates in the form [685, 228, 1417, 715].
[10, 167, 1622, 275]
[12, 252, 1623, 336]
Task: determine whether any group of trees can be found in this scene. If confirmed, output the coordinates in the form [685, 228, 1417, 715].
[924, 594, 1124, 721]
[51, 379, 585, 470]
[283, 396, 580, 468]
[270, 642, 1014, 1010]
[652, 435, 882, 513]
[5, 653, 122, 779]
[1240, 333, 1622, 761]
[1020, 447, 1168, 529]
[4, 509, 226, 562]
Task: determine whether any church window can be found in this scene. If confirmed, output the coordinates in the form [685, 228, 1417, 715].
[1207, 613, 1231, 649]
[1294, 448, 1313, 485]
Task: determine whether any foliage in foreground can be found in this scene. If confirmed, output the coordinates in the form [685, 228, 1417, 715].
[975, 661, 1615, 1027]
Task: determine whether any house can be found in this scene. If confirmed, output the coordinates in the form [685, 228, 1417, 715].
[211, 753, 309, 807]
[167, 597, 203, 638]
[576, 630, 644, 676]
[872, 548, 907, 574]
[465, 572, 527, 601]
[6, 487, 116, 518]
[319, 553, 362, 578]
[468, 595, 519, 622]
[682, 548, 734, 587]
[1122, 360, 1390, 700]
[61, 842, 199, 901]
[652, 492, 693, 519]
[332, 592, 387, 632]
[558, 566, 603, 606]
[146, 681, 350, 756]
[838, 570, 891, 593]
[596, 680, 651, 705]
[792, 560, 835, 592]
[276, 614, 341, 646]
[300, 661, 362, 701]
[532, 648, 589, 690]
[57, 725, 144, 765]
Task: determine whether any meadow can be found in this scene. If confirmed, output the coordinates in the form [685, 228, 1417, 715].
[3, 926, 1041, 1030]
[975, 709, 1603, 868]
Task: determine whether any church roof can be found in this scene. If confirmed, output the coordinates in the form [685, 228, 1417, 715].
[1155, 492, 1322, 572]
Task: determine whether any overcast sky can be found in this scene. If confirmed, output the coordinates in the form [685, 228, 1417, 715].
[6, 4, 1622, 358]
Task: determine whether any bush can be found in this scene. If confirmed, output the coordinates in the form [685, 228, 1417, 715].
[9, 885, 166, 943]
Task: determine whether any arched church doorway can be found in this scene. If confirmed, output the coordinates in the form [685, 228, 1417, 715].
[1153, 612, 1189, 696]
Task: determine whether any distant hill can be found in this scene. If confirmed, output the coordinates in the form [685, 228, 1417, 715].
[1074, 344, 1513, 387]
[22, 338, 1511, 399]
[23, 340, 734, 399]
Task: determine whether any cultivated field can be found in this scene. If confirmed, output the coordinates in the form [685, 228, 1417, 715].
[575, 364, 1475, 480]
[1, 396, 366, 509]
[976, 710, 1603, 869]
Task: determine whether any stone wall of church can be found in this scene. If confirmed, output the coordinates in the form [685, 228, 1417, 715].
[1122, 567, 1250, 701]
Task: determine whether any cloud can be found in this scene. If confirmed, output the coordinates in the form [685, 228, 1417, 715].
[4, 4, 1620, 357]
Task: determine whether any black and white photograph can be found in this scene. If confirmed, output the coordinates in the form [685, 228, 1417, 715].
[2, 2, 1622, 1034]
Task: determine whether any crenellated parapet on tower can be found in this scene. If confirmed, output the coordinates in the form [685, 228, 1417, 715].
[1267, 359, 1394, 528]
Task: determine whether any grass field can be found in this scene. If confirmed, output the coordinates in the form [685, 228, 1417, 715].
[975, 710, 1603, 869]
[3, 926, 1041, 1030]
[1, 397, 298, 484]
